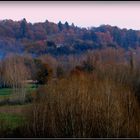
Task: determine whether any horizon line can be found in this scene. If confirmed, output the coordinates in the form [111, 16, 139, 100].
[0, 18, 139, 31]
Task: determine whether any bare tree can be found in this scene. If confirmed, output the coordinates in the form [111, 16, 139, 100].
[3, 54, 30, 102]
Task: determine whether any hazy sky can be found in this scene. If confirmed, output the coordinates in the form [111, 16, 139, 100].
[0, 1, 140, 30]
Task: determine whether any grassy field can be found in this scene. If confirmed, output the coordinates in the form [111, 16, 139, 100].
[0, 88, 13, 96]
[0, 104, 31, 114]
[0, 84, 36, 133]
[0, 83, 37, 98]
[0, 112, 25, 130]
[0, 104, 31, 136]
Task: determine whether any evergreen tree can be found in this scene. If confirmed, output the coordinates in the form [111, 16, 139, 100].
[19, 18, 27, 38]
[65, 21, 69, 30]
[58, 21, 63, 31]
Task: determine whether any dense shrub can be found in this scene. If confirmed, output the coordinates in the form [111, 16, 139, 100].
[24, 73, 140, 138]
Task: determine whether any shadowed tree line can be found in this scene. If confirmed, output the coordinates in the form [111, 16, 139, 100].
[0, 19, 140, 56]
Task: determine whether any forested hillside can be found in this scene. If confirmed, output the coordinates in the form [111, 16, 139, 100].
[0, 18, 140, 57]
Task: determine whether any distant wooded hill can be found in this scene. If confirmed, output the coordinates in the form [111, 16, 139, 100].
[0, 18, 140, 57]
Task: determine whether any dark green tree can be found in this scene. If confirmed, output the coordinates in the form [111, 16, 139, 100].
[58, 21, 63, 31]
[65, 21, 69, 30]
[19, 18, 27, 38]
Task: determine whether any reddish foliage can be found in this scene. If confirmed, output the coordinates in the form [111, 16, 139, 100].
[70, 65, 86, 77]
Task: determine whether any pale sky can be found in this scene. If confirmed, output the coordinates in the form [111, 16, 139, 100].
[0, 1, 140, 30]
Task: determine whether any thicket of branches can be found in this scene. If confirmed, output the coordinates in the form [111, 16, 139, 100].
[1, 47, 140, 137]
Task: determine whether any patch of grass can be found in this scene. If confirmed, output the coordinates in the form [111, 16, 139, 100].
[0, 88, 13, 96]
[0, 84, 37, 105]
[26, 83, 37, 93]
[0, 83, 37, 97]
[0, 104, 32, 114]
[26, 83, 37, 89]
[0, 113, 25, 130]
